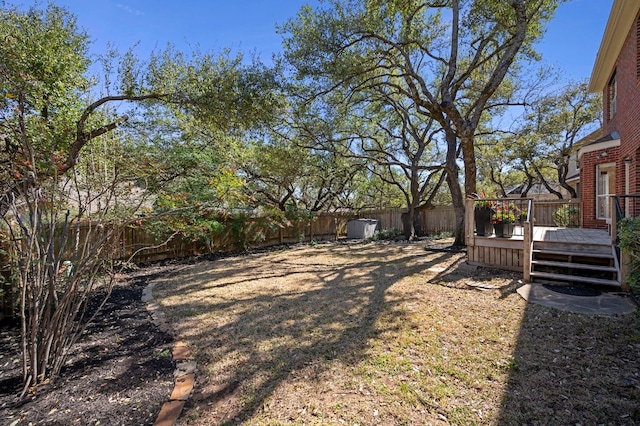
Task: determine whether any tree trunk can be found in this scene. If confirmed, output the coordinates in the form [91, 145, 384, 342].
[558, 163, 578, 198]
[460, 132, 477, 197]
[445, 130, 465, 246]
[401, 209, 415, 240]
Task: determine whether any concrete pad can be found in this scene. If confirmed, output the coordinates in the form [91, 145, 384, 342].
[517, 284, 638, 316]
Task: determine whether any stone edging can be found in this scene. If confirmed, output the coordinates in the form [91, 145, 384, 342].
[142, 282, 196, 426]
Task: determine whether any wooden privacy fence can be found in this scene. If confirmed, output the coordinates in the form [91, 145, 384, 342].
[0, 201, 581, 318]
[531, 199, 581, 227]
[1, 201, 577, 268]
[117, 207, 457, 263]
[353, 206, 457, 235]
[117, 213, 350, 263]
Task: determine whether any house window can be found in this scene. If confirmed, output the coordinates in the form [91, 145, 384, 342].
[596, 163, 616, 220]
[608, 71, 617, 120]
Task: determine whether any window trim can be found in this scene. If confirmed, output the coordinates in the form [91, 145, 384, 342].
[596, 162, 615, 220]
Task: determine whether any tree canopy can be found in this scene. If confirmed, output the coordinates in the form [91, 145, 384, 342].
[279, 0, 564, 243]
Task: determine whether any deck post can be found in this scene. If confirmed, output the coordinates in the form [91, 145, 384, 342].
[523, 221, 532, 283]
[464, 198, 475, 247]
[610, 195, 617, 246]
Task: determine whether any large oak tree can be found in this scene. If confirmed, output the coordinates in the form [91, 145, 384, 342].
[280, 0, 562, 244]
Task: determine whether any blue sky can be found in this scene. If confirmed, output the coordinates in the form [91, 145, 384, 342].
[46, 0, 612, 82]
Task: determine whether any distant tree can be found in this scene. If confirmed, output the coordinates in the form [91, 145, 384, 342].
[342, 95, 446, 238]
[485, 81, 601, 199]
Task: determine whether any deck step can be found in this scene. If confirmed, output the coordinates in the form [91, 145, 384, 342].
[531, 249, 614, 259]
[531, 260, 617, 272]
[532, 243, 612, 255]
[530, 271, 621, 287]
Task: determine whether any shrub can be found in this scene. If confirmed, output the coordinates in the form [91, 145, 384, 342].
[371, 228, 403, 241]
[554, 205, 580, 227]
[618, 217, 640, 292]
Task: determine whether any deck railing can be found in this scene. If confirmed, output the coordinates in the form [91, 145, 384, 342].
[465, 198, 534, 274]
[468, 198, 532, 238]
[612, 194, 640, 291]
[614, 194, 640, 220]
[523, 199, 534, 282]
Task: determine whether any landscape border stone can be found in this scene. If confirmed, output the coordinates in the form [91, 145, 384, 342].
[143, 281, 197, 426]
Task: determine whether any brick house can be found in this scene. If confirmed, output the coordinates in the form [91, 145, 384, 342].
[578, 0, 640, 229]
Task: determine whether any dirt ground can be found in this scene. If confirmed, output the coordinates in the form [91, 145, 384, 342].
[0, 274, 175, 426]
[1, 239, 638, 425]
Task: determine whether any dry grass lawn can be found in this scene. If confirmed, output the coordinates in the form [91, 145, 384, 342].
[150, 240, 640, 425]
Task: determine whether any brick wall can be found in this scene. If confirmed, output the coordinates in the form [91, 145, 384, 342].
[586, 10, 640, 227]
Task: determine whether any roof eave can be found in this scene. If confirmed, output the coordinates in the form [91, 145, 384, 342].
[588, 0, 639, 93]
[577, 137, 621, 159]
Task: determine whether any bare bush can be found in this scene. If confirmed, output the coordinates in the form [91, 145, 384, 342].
[1, 157, 151, 396]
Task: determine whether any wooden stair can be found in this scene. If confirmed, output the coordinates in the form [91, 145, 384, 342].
[529, 241, 621, 289]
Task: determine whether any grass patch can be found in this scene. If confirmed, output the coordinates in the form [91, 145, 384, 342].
[150, 241, 640, 425]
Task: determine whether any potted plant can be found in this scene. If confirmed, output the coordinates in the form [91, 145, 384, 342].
[474, 200, 494, 236]
[516, 210, 528, 225]
[492, 209, 516, 237]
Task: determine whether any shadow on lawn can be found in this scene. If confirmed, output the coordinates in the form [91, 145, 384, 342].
[495, 294, 640, 424]
[153, 243, 452, 424]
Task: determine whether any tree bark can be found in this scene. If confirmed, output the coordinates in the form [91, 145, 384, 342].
[445, 129, 465, 246]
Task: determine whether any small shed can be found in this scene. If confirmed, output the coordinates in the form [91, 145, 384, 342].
[346, 219, 378, 239]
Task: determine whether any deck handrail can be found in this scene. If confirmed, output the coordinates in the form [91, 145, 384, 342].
[612, 194, 640, 292]
[614, 194, 640, 220]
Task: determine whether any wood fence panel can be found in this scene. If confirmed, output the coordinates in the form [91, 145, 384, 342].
[358, 208, 404, 231]
[422, 206, 456, 234]
[532, 200, 581, 227]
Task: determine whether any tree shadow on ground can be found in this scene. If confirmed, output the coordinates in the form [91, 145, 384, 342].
[496, 293, 640, 424]
[151, 242, 453, 424]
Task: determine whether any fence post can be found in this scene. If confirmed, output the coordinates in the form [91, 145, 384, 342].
[523, 221, 532, 283]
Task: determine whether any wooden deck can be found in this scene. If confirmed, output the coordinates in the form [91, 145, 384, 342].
[466, 225, 613, 273]
[532, 227, 610, 245]
[464, 199, 626, 289]
[478, 226, 611, 244]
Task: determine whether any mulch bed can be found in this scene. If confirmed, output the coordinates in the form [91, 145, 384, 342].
[0, 276, 175, 426]
[543, 283, 603, 297]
